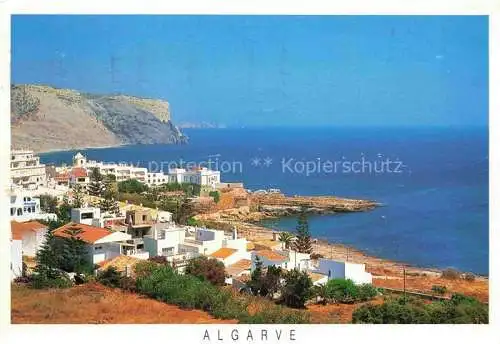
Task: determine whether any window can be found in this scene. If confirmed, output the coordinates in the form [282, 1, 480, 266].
[162, 247, 174, 256]
[81, 212, 94, 219]
[142, 215, 147, 222]
[10, 208, 15, 216]
[17, 208, 22, 216]
[94, 246, 103, 250]
[77, 177, 86, 182]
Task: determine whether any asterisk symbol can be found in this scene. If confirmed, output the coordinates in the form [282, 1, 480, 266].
[250, 157, 261, 166]
[263, 157, 273, 167]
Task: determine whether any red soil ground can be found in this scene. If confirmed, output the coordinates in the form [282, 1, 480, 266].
[11, 282, 237, 324]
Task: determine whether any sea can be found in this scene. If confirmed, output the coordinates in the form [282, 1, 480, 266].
[39, 127, 489, 275]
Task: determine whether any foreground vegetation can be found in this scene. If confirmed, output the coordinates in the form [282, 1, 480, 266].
[352, 294, 488, 324]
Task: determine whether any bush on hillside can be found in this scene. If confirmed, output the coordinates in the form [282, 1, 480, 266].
[431, 285, 447, 295]
[184, 256, 226, 286]
[31, 268, 73, 289]
[352, 294, 488, 324]
[96, 267, 122, 288]
[279, 269, 313, 308]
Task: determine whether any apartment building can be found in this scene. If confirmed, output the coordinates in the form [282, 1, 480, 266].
[10, 150, 46, 189]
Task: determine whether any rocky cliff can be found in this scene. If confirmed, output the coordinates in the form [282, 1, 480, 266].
[10, 84, 187, 152]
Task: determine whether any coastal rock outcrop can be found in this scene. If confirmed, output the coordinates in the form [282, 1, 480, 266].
[10, 84, 187, 152]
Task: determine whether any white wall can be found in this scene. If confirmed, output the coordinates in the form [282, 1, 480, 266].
[222, 250, 251, 267]
[286, 250, 311, 271]
[90, 242, 122, 264]
[144, 228, 186, 257]
[11, 240, 23, 280]
[21, 228, 48, 257]
[317, 259, 373, 285]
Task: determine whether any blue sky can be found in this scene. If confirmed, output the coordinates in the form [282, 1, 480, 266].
[11, 15, 488, 127]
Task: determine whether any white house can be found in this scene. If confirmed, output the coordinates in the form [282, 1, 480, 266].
[71, 207, 102, 225]
[167, 167, 221, 188]
[250, 249, 311, 272]
[316, 259, 373, 285]
[143, 223, 187, 257]
[73, 152, 148, 183]
[9, 189, 57, 223]
[10, 149, 47, 189]
[251, 250, 290, 271]
[11, 220, 49, 257]
[53, 222, 135, 265]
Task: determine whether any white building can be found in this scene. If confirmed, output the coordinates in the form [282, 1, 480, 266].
[168, 167, 221, 188]
[53, 222, 136, 265]
[73, 152, 148, 183]
[315, 259, 373, 285]
[208, 228, 251, 267]
[11, 220, 48, 257]
[10, 150, 47, 189]
[250, 249, 311, 272]
[143, 223, 188, 257]
[146, 172, 169, 187]
[71, 207, 102, 226]
[9, 189, 57, 223]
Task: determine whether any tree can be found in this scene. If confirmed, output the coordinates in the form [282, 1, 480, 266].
[248, 255, 265, 296]
[278, 232, 294, 250]
[39, 194, 58, 214]
[262, 265, 283, 298]
[280, 269, 313, 308]
[35, 230, 93, 274]
[175, 197, 194, 225]
[88, 167, 105, 197]
[72, 184, 85, 208]
[100, 185, 121, 216]
[293, 212, 313, 254]
[118, 179, 148, 194]
[209, 191, 220, 203]
[185, 256, 226, 286]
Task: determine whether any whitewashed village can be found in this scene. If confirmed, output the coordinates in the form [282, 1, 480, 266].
[10, 149, 375, 317]
[10, 149, 489, 324]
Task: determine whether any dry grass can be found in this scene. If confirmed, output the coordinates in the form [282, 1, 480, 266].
[373, 276, 489, 303]
[11, 283, 236, 324]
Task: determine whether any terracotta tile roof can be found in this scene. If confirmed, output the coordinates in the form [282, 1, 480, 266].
[11, 220, 47, 240]
[226, 259, 252, 277]
[254, 249, 288, 262]
[53, 222, 112, 244]
[55, 172, 70, 181]
[71, 167, 88, 178]
[246, 242, 255, 250]
[209, 248, 237, 259]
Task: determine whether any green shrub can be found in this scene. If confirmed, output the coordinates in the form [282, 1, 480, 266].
[325, 279, 359, 304]
[209, 191, 220, 203]
[31, 270, 73, 289]
[352, 294, 488, 324]
[96, 267, 122, 288]
[244, 305, 310, 324]
[185, 256, 226, 286]
[136, 265, 247, 320]
[280, 269, 313, 308]
[431, 285, 447, 295]
[358, 284, 378, 301]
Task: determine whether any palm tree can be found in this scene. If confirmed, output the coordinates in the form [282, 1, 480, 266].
[312, 284, 329, 305]
[278, 231, 294, 250]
